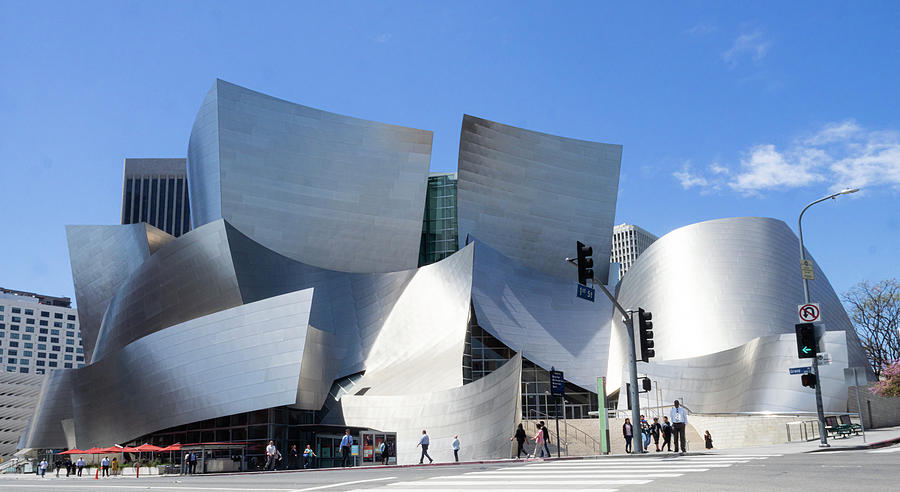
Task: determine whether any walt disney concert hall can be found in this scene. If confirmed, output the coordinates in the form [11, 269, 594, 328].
[19, 80, 871, 465]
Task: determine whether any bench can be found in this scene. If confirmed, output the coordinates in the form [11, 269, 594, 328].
[839, 414, 862, 436]
[824, 416, 856, 438]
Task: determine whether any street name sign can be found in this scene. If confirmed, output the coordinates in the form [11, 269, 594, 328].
[790, 366, 811, 375]
[576, 284, 595, 302]
[800, 259, 815, 280]
[550, 370, 565, 395]
[798, 303, 821, 323]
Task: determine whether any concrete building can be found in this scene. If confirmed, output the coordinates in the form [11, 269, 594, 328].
[0, 288, 84, 375]
[0, 288, 82, 460]
[610, 223, 658, 280]
[419, 172, 458, 266]
[121, 158, 191, 237]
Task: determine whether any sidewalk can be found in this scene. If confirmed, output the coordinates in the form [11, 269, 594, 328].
[704, 425, 900, 455]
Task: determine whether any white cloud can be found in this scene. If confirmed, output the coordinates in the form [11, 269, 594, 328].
[685, 23, 717, 36]
[673, 121, 900, 195]
[723, 31, 772, 67]
[673, 163, 711, 190]
[375, 33, 392, 43]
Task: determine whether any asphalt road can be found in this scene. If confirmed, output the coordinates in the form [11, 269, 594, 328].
[1, 445, 897, 492]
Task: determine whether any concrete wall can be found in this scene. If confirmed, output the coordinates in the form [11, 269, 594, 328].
[848, 385, 900, 429]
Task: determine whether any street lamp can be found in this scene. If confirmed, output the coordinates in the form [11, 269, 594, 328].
[798, 187, 859, 447]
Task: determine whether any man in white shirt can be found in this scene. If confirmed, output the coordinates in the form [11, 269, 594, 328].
[417, 430, 433, 464]
[100, 456, 110, 477]
[669, 400, 688, 454]
[265, 440, 277, 471]
[340, 429, 353, 467]
[451, 435, 460, 462]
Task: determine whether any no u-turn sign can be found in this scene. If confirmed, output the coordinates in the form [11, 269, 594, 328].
[798, 303, 822, 323]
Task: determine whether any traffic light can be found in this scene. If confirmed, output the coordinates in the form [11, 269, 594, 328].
[795, 323, 817, 359]
[642, 377, 652, 392]
[576, 241, 594, 285]
[801, 373, 817, 389]
[638, 308, 654, 362]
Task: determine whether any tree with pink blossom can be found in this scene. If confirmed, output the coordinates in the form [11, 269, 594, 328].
[872, 361, 900, 398]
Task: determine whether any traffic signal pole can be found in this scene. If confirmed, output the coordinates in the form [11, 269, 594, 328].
[566, 256, 643, 454]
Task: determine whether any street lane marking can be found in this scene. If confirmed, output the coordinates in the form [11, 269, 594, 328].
[869, 446, 900, 453]
[0, 485, 296, 491]
[459, 472, 686, 478]
[289, 476, 398, 491]
[475, 469, 711, 474]
[388, 479, 652, 486]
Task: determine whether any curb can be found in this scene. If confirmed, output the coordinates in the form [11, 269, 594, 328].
[806, 435, 900, 453]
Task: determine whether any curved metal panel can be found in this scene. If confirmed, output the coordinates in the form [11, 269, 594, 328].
[91, 220, 243, 362]
[470, 240, 613, 391]
[331, 354, 521, 464]
[72, 289, 314, 447]
[608, 216, 871, 395]
[618, 331, 852, 413]
[20, 369, 75, 449]
[187, 79, 432, 273]
[457, 114, 622, 281]
[66, 223, 174, 360]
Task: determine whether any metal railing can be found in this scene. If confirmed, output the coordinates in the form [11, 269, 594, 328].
[524, 410, 603, 455]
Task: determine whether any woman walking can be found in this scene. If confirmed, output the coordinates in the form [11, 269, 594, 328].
[704, 430, 714, 449]
[623, 418, 634, 454]
[510, 423, 527, 458]
[532, 423, 546, 458]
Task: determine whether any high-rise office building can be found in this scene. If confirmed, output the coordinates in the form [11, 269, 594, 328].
[610, 223, 658, 279]
[121, 158, 191, 237]
[418, 172, 459, 266]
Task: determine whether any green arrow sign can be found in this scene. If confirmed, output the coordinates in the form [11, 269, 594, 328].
[802, 346, 812, 354]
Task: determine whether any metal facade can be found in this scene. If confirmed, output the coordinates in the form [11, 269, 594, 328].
[187, 79, 432, 273]
[66, 223, 174, 361]
[0, 373, 43, 458]
[457, 114, 622, 281]
[608, 217, 872, 408]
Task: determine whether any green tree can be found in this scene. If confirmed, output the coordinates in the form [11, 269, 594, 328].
[842, 279, 900, 379]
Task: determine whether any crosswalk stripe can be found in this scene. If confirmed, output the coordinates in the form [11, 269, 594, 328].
[388, 479, 652, 486]
[458, 472, 686, 478]
[479, 468, 713, 474]
[509, 464, 733, 469]
[355, 489, 620, 492]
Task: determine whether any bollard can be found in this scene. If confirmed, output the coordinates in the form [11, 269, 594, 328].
[136, 463, 140, 478]
[94, 467, 99, 480]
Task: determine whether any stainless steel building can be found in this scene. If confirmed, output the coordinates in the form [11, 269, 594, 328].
[20, 81, 872, 465]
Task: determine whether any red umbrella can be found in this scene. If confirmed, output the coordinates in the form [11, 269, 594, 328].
[57, 449, 83, 455]
[83, 447, 104, 454]
[159, 444, 182, 451]
[122, 446, 140, 452]
[133, 444, 164, 452]
[98, 446, 125, 453]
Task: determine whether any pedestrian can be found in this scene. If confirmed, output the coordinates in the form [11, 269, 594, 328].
[65, 458, 72, 477]
[540, 421, 551, 458]
[385, 439, 395, 465]
[704, 430, 714, 449]
[39, 459, 47, 478]
[112, 457, 119, 476]
[451, 435, 460, 462]
[265, 440, 278, 471]
[669, 400, 688, 454]
[417, 430, 433, 464]
[650, 417, 662, 452]
[54, 458, 61, 477]
[76, 457, 85, 477]
[661, 416, 672, 451]
[640, 415, 651, 453]
[340, 429, 353, 467]
[378, 440, 386, 465]
[289, 444, 299, 469]
[532, 423, 545, 457]
[303, 444, 317, 469]
[623, 418, 633, 453]
[189, 451, 197, 474]
[510, 423, 527, 458]
[183, 453, 190, 474]
[101, 456, 110, 477]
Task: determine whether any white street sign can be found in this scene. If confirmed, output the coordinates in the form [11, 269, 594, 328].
[798, 303, 822, 323]
[800, 259, 815, 280]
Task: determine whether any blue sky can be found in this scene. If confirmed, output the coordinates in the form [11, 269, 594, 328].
[1, 1, 898, 303]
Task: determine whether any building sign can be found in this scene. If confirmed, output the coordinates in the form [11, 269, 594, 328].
[550, 370, 565, 395]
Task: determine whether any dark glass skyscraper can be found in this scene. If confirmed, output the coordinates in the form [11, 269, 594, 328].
[419, 172, 458, 266]
[120, 158, 191, 237]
